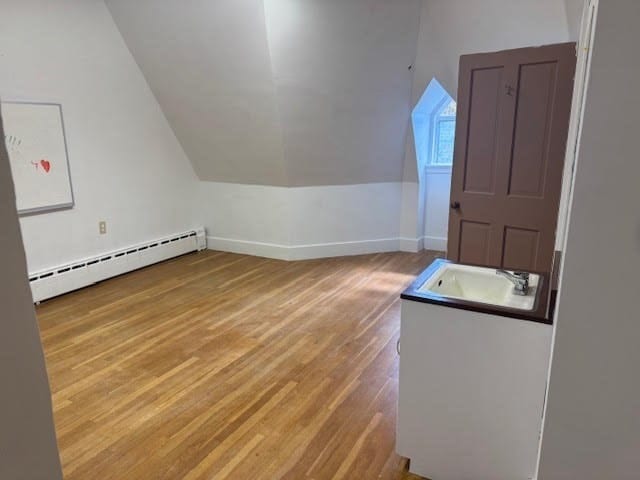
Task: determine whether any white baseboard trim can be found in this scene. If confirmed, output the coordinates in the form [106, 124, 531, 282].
[206, 236, 290, 261]
[288, 238, 399, 261]
[423, 236, 448, 252]
[207, 236, 400, 261]
[399, 236, 447, 253]
[399, 237, 424, 253]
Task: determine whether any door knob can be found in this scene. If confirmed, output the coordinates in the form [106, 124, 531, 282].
[450, 201, 461, 210]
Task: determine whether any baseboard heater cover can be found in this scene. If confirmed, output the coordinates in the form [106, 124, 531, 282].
[29, 227, 207, 303]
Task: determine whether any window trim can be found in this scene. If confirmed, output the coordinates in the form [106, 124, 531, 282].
[425, 163, 453, 174]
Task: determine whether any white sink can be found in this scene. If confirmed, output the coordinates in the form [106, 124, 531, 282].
[418, 262, 539, 311]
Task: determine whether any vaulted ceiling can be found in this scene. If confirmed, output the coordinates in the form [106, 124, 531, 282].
[105, 0, 422, 186]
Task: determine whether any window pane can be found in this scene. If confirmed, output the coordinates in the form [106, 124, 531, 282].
[440, 99, 457, 117]
[435, 118, 455, 165]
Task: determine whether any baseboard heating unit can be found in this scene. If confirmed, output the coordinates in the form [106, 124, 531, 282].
[29, 227, 207, 303]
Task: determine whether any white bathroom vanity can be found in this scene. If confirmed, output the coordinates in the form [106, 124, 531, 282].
[397, 259, 553, 480]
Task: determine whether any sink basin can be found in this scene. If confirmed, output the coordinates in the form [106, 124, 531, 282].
[417, 262, 539, 311]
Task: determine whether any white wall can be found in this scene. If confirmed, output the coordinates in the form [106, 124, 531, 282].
[564, 0, 586, 40]
[538, 1, 640, 477]
[0, 108, 62, 479]
[422, 172, 450, 251]
[104, 0, 423, 260]
[287, 182, 402, 259]
[0, 0, 199, 273]
[400, 0, 571, 251]
[263, 0, 421, 186]
[199, 181, 403, 260]
[197, 0, 573, 259]
[198, 182, 290, 258]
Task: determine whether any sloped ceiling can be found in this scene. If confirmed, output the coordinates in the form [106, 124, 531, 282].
[105, 0, 421, 187]
[105, 0, 287, 185]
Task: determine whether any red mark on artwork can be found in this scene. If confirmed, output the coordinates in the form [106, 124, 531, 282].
[40, 159, 51, 173]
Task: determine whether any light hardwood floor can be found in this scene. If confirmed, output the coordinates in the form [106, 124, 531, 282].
[37, 250, 438, 479]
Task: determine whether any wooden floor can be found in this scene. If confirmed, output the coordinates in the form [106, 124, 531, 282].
[37, 250, 438, 480]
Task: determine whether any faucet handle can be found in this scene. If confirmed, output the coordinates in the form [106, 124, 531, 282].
[513, 271, 530, 280]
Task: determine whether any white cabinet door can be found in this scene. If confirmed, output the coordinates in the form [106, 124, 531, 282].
[397, 300, 552, 480]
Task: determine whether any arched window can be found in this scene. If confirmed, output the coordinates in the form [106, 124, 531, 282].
[411, 78, 457, 170]
[431, 98, 456, 166]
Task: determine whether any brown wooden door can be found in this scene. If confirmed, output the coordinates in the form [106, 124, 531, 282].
[447, 43, 576, 272]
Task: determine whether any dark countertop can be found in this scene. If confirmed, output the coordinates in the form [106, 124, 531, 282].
[401, 258, 554, 325]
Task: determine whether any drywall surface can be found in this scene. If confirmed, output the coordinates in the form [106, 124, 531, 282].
[0, 0, 199, 273]
[106, 0, 421, 187]
[199, 181, 403, 260]
[287, 182, 402, 247]
[422, 171, 450, 251]
[401, 0, 571, 248]
[106, 0, 287, 186]
[399, 181, 425, 252]
[398, 173, 450, 253]
[537, 1, 640, 478]
[198, 182, 291, 250]
[565, 0, 586, 40]
[0, 107, 62, 479]
[263, 0, 421, 186]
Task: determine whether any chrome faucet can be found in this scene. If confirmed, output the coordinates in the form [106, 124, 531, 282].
[496, 270, 530, 295]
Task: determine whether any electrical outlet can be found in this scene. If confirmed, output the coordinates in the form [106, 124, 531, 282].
[99, 221, 107, 235]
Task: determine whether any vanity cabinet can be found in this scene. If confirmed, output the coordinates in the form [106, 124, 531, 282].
[397, 299, 552, 480]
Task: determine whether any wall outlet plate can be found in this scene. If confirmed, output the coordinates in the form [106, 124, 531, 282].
[99, 221, 107, 235]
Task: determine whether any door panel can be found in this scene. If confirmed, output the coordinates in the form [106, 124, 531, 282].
[458, 221, 493, 265]
[448, 43, 576, 273]
[508, 62, 557, 198]
[463, 67, 504, 194]
[502, 227, 540, 271]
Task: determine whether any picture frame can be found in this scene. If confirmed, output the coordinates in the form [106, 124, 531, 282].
[1, 101, 74, 215]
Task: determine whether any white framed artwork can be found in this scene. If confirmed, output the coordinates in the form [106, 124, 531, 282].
[1, 101, 74, 215]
